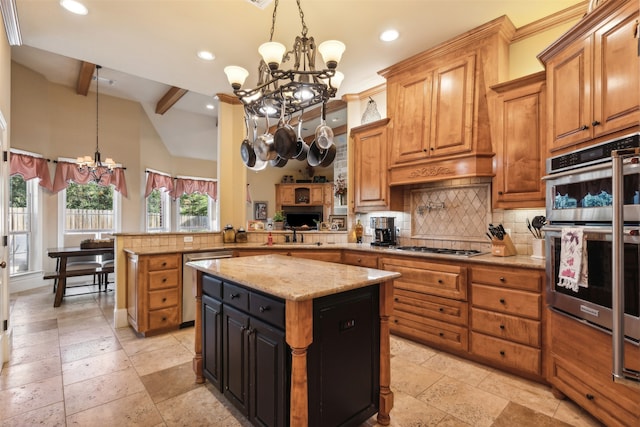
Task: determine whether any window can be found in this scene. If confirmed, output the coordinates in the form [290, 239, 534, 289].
[9, 175, 37, 275]
[146, 188, 170, 232]
[62, 181, 119, 237]
[177, 192, 216, 232]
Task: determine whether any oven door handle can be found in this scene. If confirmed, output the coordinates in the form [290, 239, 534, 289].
[543, 225, 613, 234]
[611, 148, 640, 389]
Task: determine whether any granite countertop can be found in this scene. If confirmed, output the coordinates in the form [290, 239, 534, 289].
[186, 254, 401, 301]
[123, 243, 545, 270]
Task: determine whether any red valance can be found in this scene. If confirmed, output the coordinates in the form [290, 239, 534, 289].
[144, 171, 174, 197]
[9, 152, 54, 191]
[52, 161, 128, 197]
[171, 177, 217, 200]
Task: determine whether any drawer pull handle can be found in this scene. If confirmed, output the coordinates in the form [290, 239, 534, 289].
[499, 277, 505, 282]
[259, 305, 270, 312]
[357, 258, 362, 263]
[499, 298, 505, 304]
[438, 307, 444, 312]
[230, 293, 240, 299]
[394, 319, 398, 323]
[499, 350, 505, 356]
[437, 279, 443, 284]
[586, 394, 594, 400]
[439, 332, 444, 337]
[162, 317, 167, 322]
[394, 297, 399, 302]
[162, 298, 167, 303]
[499, 324, 505, 330]
[162, 262, 167, 267]
[162, 278, 167, 283]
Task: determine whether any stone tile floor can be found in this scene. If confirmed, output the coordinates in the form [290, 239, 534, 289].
[1, 286, 604, 426]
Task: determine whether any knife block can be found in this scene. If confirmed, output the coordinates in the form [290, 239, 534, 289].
[491, 235, 517, 257]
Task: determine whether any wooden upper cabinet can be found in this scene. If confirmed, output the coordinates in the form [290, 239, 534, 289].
[351, 118, 402, 213]
[389, 55, 475, 165]
[490, 72, 546, 208]
[379, 16, 513, 186]
[540, 0, 639, 154]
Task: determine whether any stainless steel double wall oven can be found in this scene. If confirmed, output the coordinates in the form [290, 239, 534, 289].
[544, 133, 640, 343]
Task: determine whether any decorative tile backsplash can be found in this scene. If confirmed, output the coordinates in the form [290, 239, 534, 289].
[411, 183, 491, 242]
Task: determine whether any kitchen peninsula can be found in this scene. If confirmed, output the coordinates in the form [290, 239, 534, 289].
[186, 254, 401, 427]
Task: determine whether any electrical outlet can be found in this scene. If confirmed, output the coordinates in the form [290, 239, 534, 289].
[183, 236, 193, 243]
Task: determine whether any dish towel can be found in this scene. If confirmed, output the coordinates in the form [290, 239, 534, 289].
[557, 227, 589, 292]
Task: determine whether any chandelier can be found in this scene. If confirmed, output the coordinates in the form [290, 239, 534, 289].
[76, 65, 116, 183]
[223, 0, 345, 119]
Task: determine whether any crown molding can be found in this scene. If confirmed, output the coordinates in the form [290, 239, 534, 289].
[0, 0, 21, 46]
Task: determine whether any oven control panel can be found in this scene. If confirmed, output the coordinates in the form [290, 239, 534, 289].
[548, 133, 640, 174]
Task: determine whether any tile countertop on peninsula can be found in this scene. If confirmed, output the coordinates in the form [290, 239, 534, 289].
[186, 254, 402, 301]
[122, 243, 545, 270]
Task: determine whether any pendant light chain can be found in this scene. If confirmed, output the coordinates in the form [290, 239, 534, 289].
[268, 0, 278, 42]
[268, 0, 308, 41]
[95, 65, 100, 154]
[296, 0, 308, 38]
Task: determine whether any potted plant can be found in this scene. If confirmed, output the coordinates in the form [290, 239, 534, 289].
[273, 210, 285, 230]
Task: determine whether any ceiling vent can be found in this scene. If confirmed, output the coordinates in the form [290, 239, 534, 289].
[245, 0, 273, 10]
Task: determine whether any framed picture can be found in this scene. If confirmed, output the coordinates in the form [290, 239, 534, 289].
[248, 220, 264, 231]
[328, 215, 347, 231]
[254, 201, 268, 220]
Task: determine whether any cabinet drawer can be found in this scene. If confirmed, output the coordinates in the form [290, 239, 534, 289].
[381, 258, 467, 300]
[392, 310, 468, 352]
[148, 307, 179, 330]
[470, 332, 540, 376]
[149, 288, 179, 310]
[471, 308, 540, 347]
[250, 293, 285, 329]
[147, 255, 179, 271]
[550, 355, 638, 427]
[223, 282, 250, 312]
[148, 269, 179, 290]
[471, 266, 541, 292]
[342, 252, 378, 268]
[394, 289, 468, 326]
[203, 275, 222, 299]
[471, 284, 540, 319]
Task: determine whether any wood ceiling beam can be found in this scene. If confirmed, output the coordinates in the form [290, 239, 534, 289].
[155, 86, 189, 115]
[76, 61, 95, 96]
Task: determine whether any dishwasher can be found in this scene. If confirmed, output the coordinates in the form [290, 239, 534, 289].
[182, 251, 233, 327]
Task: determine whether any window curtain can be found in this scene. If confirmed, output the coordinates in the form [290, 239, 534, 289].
[144, 171, 174, 197]
[52, 161, 128, 197]
[9, 152, 54, 191]
[171, 177, 217, 200]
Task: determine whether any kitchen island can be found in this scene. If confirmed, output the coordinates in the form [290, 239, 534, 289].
[186, 254, 401, 427]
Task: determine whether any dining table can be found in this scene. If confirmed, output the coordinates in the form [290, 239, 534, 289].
[47, 246, 114, 307]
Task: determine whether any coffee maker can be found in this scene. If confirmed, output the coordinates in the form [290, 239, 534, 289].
[370, 217, 396, 246]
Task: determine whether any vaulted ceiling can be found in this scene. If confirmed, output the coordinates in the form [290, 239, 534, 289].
[6, 0, 586, 161]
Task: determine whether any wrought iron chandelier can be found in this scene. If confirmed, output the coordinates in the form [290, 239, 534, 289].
[76, 65, 116, 183]
[224, 0, 345, 119]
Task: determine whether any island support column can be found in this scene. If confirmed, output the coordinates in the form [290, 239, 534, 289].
[193, 269, 204, 384]
[378, 280, 394, 425]
[285, 299, 313, 427]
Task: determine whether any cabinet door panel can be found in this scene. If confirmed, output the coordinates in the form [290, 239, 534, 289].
[593, 2, 640, 137]
[548, 37, 592, 150]
[390, 73, 432, 164]
[430, 55, 475, 156]
[223, 306, 250, 415]
[202, 295, 223, 390]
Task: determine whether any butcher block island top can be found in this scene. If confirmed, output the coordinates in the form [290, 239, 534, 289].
[186, 254, 401, 427]
[186, 253, 401, 301]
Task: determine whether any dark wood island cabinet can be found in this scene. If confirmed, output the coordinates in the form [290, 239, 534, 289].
[187, 254, 401, 427]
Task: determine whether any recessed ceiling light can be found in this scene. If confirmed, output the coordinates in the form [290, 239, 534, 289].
[197, 50, 215, 61]
[60, 0, 88, 15]
[206, 104, 215, 110]
[380, 29, 399, 42]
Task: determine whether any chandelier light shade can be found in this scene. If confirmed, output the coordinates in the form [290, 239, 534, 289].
[258, 41, 286, 70]
[77, 65, 117, 183]
[317, 40, 346, 69]
[223, 65, 250, 90]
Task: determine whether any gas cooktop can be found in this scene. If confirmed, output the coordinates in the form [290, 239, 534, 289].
[394, 246, 486, 257]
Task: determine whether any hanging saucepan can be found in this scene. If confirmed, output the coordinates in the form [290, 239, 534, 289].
[247, 117, 268, 171]
[254, 114, 277, 161]
[270, 155, 289, 168]
[315, 102, 334, 149]
[307, 140, 336, 167]
[274, 99, 297, 159]
[240, 115, 256, 168]
[293, 115, 309, 161]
